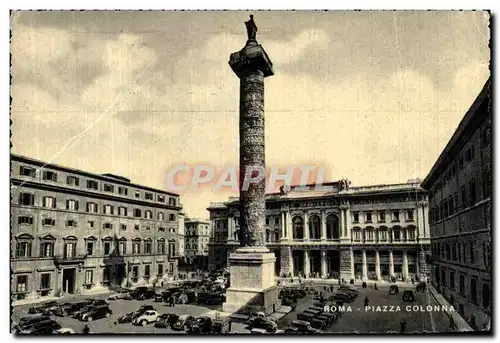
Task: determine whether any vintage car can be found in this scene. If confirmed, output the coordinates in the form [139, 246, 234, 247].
[116, 312, 140, 324]
[108, 290, 133, 300]
[133, 310, 159, 326]
[389, 285, 400, 295]
[79, 305, 113, 322]
[154, 313, 179, 328]
[172, 315, 196, 331]
[402, 290, 416, 302]
[188, 316, 213, 333]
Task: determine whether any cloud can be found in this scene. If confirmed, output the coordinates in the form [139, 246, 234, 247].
[10, 12, 490, 218]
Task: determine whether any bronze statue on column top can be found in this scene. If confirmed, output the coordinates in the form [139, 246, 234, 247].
[245, 14, 258, 41]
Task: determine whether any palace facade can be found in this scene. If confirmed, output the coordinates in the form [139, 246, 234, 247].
[421, 78, 491, 330]
[208, 180, 430, 282]
[11, 154, 183, 302]
[184, 218, 210, 269]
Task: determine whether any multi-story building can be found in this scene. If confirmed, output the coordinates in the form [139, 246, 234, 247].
[184, 219, 210, 269]
[421, 79, 491, 330]
[11, 154, 183, 302]
[208, 180, 430, 282]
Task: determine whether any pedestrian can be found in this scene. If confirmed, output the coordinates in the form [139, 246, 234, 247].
[374, 283, 378, 291]
[83, 324, 90, 334]
[364, 296, 369, 307]
[449, 316, 455, 330]
[400, 319, 406, 333]
[330, 285, 334, 293]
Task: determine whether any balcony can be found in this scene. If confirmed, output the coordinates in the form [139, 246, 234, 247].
[54, 254, 87, 266]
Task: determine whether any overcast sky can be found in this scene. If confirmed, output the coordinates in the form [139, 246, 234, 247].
[11, 10, 490, 218]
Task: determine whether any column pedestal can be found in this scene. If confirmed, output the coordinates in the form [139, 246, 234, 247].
[223, 247, 281, 315]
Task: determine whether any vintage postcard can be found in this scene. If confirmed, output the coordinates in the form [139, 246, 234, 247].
[10, 10, 491, 335]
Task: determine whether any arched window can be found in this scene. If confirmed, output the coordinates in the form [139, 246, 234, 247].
[292, 216, 304, 239]
[309, 215, 321, 239]
[326, 214, 340, 239]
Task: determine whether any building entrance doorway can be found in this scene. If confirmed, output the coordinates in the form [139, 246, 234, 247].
[62, 268, 76, 294]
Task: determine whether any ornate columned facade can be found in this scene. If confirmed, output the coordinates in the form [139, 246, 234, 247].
[208, 179, 430, 282]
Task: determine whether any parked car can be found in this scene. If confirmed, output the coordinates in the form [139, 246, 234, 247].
[172, 314, 196, 331]
[402, 290, 415, 302]
[27, 301, 58, 315]
[53, 328, 76, 334]
[211, 318, 231, 334]
[310, 318, 327, 330]
[71, 305, 95, 319]
[189, 316, 213, 333]
[281, 296, 297, 309]
[248, 317, 278, 333]
[14, 314, 51, 332]
[117, 312, 139, 324]
[330, 293, 351, 303]
[136, 290, 156, 300]
[18, 319, 62, 335]
[108, 290, 132, 300]
[154, 313, 179, 328]
[133, 310, 160, 326]
[79, 305, 113, 322]
[389, 285, 399, 295]
[54, 302, 88, 317]
[136, 305, 155, 314]
[296, 312, 315, 323]
[86, 299, 109, 306]
[291, 320, 322, 334]
[283, 326, 300, 334]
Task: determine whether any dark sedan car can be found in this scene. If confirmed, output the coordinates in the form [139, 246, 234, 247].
[79, 305, 113, 322]
[71, 305, 95, 319]
[402, 290, 415, 302]
[247, 317, 278, 333]
[188, 316, 213, 333]
[172, 315, 196, 331]
[17, 319, 62, 335]
[154, 314, 179, 328]
[116, 312, 139, 324]
[27, 301, 58, 315]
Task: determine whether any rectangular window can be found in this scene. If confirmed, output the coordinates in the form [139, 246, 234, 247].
[64, 243, 76, 258]
[66, 199, 79, 211]
[144, 265, 151, 277]
[353, 230, 361, 241]
[66, 220, 77, 227]
[40, 241, 54, 257]
[459, 157, 464, 170]
[379, 230, 387, 241]
[119, 242, 126, 255]
[353, 212, 359, 223]
[40, 273, 51, 289]
[20, 166, 36, 177]
[16, 241, 32, 258]
[66, 176, 80, 186]
[118, 207, 127, 216]
[42, 218, 55, 226]
[406, 210, 414, 221]
[18, 216, 34, 225]
[135, 190, 140, 198]
[42, 196, 56, 209]
[118, 187, 128, 195]
[16, 275, 28, 293]
[393, 210, 400, 222]
[104, 184, 114, 193]
[169, 198, 176, 206]
[378, 211, 386, 222]
[157, 212, 164, 221]
[135, 225, 140, 230]
[443, 199, 448, 218]
[42, 170, 57, 182]
[88, 220, 95, 228]
[103, 223, 113, 229]
[145, 242, 152, 254]
[103, 204, 114, 215]
[103, 267, 111, 283]
[169, 214, 176, 221]
[469, 180, 476, 205]
[86, 180, 98, 190]
[104, 242, 111, 255]
[449, 271, 455, 290]
[145, 192, 153, 200]
[365, 230, 374, 241]
[470, 242, 475, 264]
[157, 264, 163, 276]
[158, 227, 165, 232]
[145, 210, 152, 219]
[461, 186, 467, 209]
[365, 212, 372, 223]
[133, 242, 140, 254]
[121, 224, 127, 231]
[87, 242, 94, 256]
[158, 241, 165, 254]
[157, 195, 165, 203]
[470, 278, 477, 303]
[85, 270, 93, 284]
[19, 193, 34, 206]
[407, 229, 415, 241]
[134, 209, 141, 218]
[393, 230, 401, 241]
[448, 196, 454, 215]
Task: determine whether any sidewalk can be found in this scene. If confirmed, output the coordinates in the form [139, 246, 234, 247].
[277, 277, 416, 288]
[12, 288, 113, 307]
[427, 284, 474, 332]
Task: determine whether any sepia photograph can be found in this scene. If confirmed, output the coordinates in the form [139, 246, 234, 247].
[9, 9, 491, 335]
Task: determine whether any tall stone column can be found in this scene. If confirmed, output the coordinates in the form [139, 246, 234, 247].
[223, 15, 280, 315]
[321, 251, 327, 278]
[389, 250, 394, 277]
[362, 250, 368, 281]
[286, 212, 292, 239]
[350, 248, 355, 280]
[375, 250, 381, 280]
[304, 250, 310, 278]
[320, 211, 327, 240]
[303, 212, 309, 240]
[403, 251, 409, 281]
[281, 212, 286, 240]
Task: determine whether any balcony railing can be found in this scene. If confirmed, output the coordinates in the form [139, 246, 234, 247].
[54, 254, 87, 265]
